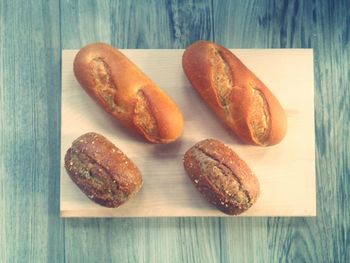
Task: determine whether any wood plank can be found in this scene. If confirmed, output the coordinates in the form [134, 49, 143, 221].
[61, 48, 315, 217]
[60, 0, 218, 262]
[312, 1, 350, 261]
[214, 0, 350, 262]
[64, 217, 221, 263]
[61, 0, 213, 49]
[0, 0, 63, 262]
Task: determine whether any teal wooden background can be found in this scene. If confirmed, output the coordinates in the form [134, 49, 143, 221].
[0, 0, 349, 262]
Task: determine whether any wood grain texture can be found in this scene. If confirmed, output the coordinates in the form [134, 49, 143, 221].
[61, 0, 213, 49]
[214, 0, 350, 262]
[0, 0, 64, 262]
[64, 218, 220, 263]
[0, 1, 4, 261]
[0, 0, 349, 262]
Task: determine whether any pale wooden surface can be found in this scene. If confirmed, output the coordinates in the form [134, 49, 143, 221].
[61, 49, 315, 217]
[1, 0, 349, 262]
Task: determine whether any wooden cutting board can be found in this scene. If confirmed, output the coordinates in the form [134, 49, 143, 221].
[60, 49, 316, 217]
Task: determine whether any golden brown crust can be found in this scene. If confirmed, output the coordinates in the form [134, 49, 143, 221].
[74, 42, 184, 143]
[183, 139, 260, 215]
[182, 40, 287, 146]
[64, 132, 143, 207]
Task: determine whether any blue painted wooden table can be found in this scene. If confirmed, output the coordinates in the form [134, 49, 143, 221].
[0, 0, 349, 262]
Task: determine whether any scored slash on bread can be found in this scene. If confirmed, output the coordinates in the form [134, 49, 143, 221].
[64, 132, 143, 208]
[184, 139, 260, 215]
[73, 43, 184, 144]
[182, 40, 287, 146]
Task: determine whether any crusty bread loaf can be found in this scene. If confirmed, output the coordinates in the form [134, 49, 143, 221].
[64, 132, 143, 207]
[74, 43, 184, 144]
[183, 139, 260, 215]
[182, 40, 287, 146]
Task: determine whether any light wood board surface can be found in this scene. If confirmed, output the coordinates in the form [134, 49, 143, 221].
[61, 49, 315, 217]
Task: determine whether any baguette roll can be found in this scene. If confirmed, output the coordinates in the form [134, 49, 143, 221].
[74, 43, 184, 143]
[182, 40, 287, 146]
